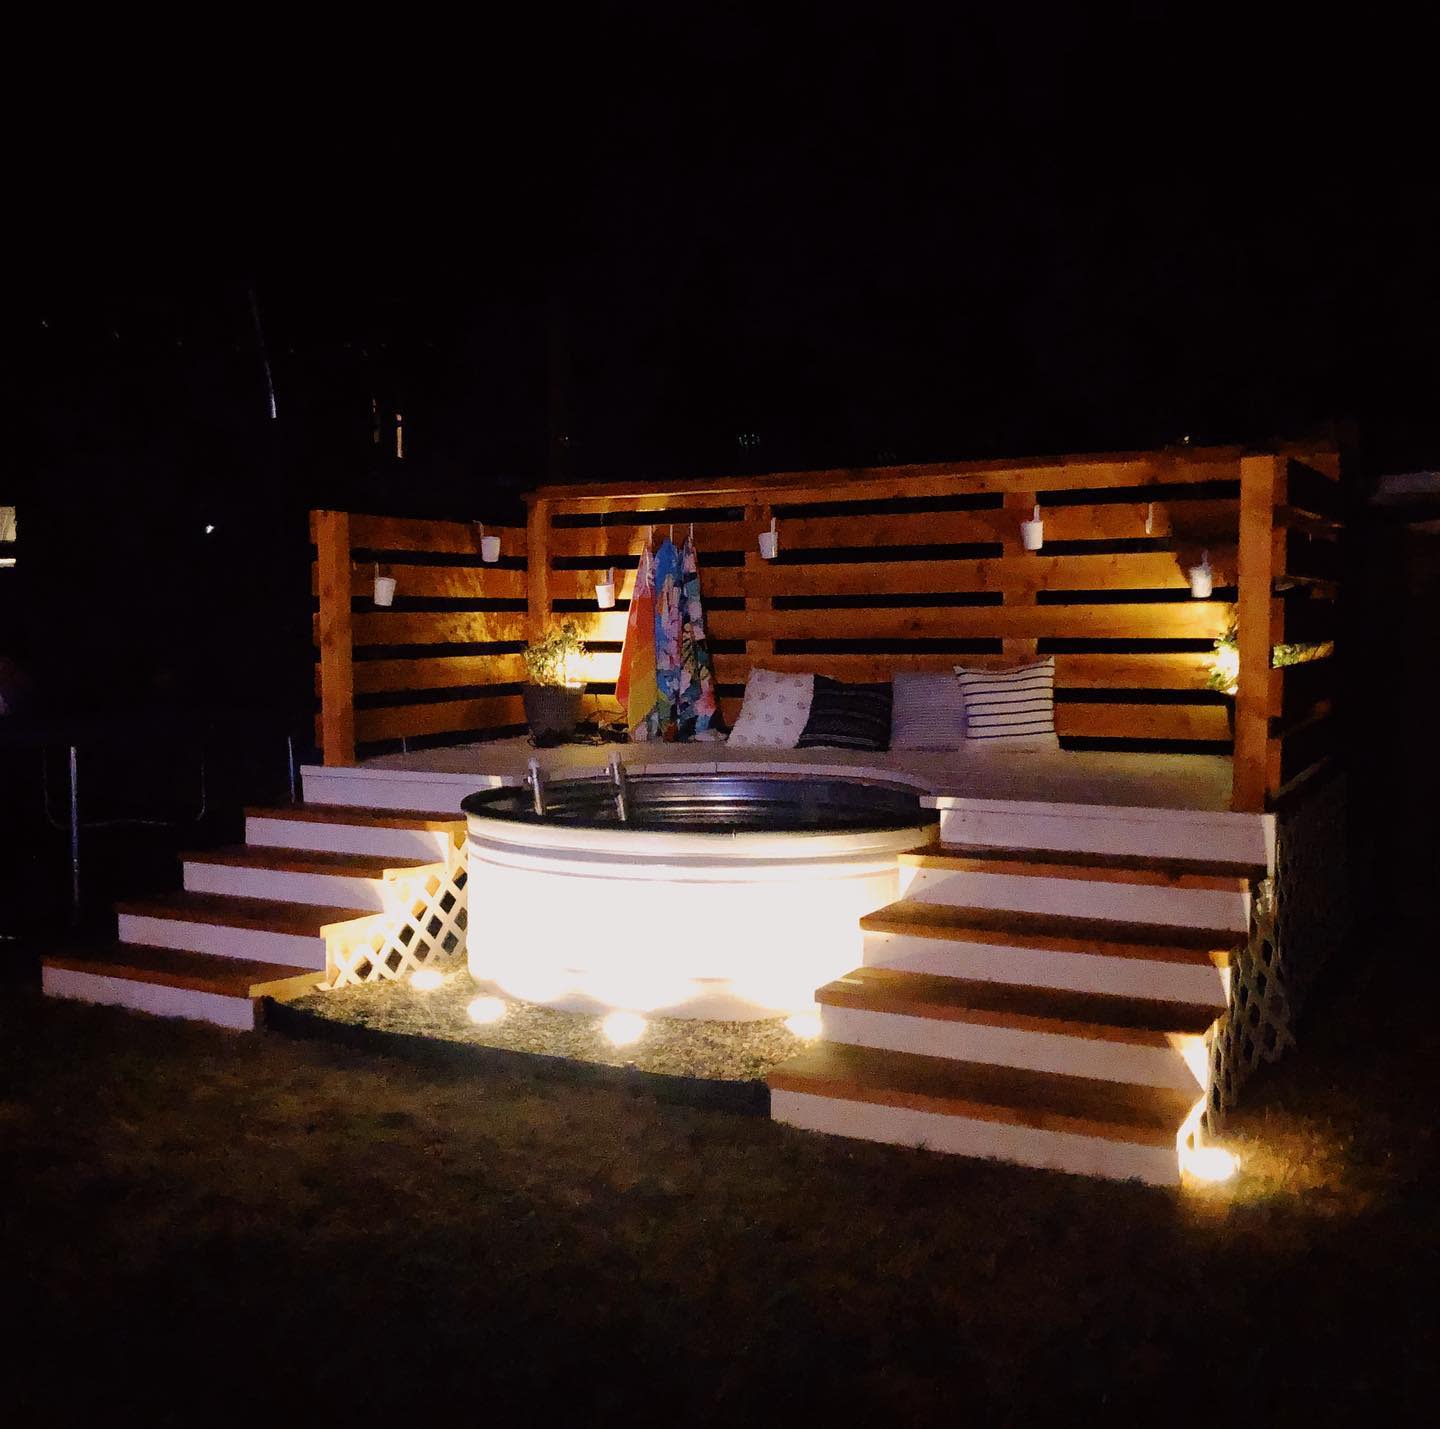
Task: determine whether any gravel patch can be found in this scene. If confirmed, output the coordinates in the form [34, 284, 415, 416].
[286, 970, 807, 1082]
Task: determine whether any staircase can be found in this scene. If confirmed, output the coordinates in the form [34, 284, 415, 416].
[42, 804, 467, 1029]
[768, 840, 1261, 1185]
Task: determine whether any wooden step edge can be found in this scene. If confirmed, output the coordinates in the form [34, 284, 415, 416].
[244, 803, 465, 831]
[44, 945, 322, 1000]
[816, 976, 1219, 1047]
[859, 907, 1239, 967]
[115, 894, 388, 937]
[181, 846, 441, 877]
[898, 847, 1260, 891]
[768, 1054, 1191, 1148]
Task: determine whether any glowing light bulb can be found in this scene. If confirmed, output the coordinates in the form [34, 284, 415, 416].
[601, 1010, 647, 1046]
[410, 968, 445, 992]
[784, 1007, 822, 1039]
[466, 996, 507, 1025]
[1183, 1145, 1239, 1183]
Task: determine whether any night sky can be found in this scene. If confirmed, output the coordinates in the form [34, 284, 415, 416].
[11, 11, 1438, 720]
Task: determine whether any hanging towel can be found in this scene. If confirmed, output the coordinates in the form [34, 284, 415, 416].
[677, 532, 718, 733]
[651, 536, 684, 740]
[615, 547, 658, 740]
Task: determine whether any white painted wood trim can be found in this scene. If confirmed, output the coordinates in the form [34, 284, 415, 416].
[895, 864, 1249, 931]
[820, 1005, 1204, 1091]
[117, 915, 327, 969]
[926, 797, 1273, 868]
[861, 929, 1228, 1008]
[183, 862, 386, 911]
[42, 965, 256, 1030]
[770, 1088, 1179, 1185]
[244, 816, 454, 862]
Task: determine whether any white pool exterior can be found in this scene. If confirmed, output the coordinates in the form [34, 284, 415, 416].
[463, 785, 939, 1020]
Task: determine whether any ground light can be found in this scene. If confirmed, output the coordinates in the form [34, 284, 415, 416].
[1182, 1144, 1241, 1183]
[410, 968, 446, 992]
[602, 1010, 647, 1046]
[466, 995, 507, 1025]
[784, 1006, 822, 1039]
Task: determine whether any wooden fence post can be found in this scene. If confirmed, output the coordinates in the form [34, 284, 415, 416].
[314, 509, 356, 767]
[1232, 455, 1284, 810]
[526, 498, 551, 643]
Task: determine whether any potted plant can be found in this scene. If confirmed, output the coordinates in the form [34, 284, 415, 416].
[1207, 617, 1240, 736]
[522, 620, 588, 741]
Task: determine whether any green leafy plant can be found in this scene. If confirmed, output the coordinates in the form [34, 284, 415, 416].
[523, 621, 587, 687]
[1207, 612, 1334, 697]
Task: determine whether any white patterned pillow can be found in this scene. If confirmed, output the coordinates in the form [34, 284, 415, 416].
[727, 670, 815, 748]
[954, 659, 1059, 748]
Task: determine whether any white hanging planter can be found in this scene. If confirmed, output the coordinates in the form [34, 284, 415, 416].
[595, 567, 617, 608]
[1020, 503, 1044, 552]
[1188, 551, 1214, 599]
[758, 515, 779, 560]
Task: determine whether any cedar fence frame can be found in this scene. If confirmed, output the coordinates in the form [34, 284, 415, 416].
[311, 511, 529, 766]
[313, 441, 1346, 812]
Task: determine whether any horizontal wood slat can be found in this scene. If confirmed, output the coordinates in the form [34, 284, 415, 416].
[354, 695, 527, 743]
[343, 610, 528, 647]
[320, 655, 527, 695]
[346, 515, 527, 556]
[546, 552, 1233, 603]
[311, 563, 528, 600]
[537, 449, 1251, 510]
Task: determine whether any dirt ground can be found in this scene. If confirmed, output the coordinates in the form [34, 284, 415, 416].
[2, 902, 1436, 1426]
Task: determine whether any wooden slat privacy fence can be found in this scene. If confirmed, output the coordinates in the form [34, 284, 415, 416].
[310, 511, 528, 764]
[312, 441, 1344, 811]
[526, 448, 1263, 756]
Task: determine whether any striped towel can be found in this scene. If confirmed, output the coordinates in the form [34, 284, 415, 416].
[954, 659, 1059, 747]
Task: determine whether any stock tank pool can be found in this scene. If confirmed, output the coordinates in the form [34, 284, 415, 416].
[461, 773, 938, 1020]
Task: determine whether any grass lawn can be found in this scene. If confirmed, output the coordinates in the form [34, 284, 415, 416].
[2, 915, 1436, 1426]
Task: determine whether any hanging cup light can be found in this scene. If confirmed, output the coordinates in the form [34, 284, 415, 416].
[1188, 550, 1215, 599]
[595, 566, 617, 609]
[1020, 503, 1044, 552]
[758, 515, 779, 560]
[373, 563, 397, 606]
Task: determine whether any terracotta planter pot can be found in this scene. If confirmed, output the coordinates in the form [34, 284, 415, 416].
[523, 684, 585, 741]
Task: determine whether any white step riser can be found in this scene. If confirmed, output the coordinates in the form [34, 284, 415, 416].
[42, 965, 257, 1030]
[937, 806, 1270, 868]
[245, 816, 452, 862]
[862, 930, 1228, 1009]
[821, 1005, 1205, 1092]
[897, 866, 1248, 932]
[183, 862, 386, 912]
[771, 1089, 1179, 1185]
[117, 913, 327, 970]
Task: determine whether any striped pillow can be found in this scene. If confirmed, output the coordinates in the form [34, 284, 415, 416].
[797, 676, 893, 751]
[954, 659, 1059, 747]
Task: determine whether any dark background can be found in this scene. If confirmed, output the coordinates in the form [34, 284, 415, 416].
[5, 9, 1437, 751]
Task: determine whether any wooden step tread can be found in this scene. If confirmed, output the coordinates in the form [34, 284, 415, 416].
[245, 803, 464, 831]
[902, 844, 1266, 888]
[183, 845, 439, 877]
[860, 900, 1242, 964]
[817, 966, 1218, 1043]
[769, 1043, 1196, 1147]
[116, 891, 384, 936]
[44, 944, 321, 999]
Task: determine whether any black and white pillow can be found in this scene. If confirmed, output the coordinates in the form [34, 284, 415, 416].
[797, 676, 893, 751]
[954, 659, 1059, 748]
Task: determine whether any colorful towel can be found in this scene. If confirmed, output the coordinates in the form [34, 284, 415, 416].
[652, 536, 684, 740]
[615, 547, 658, 739]
[678, 533, 718, 732]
